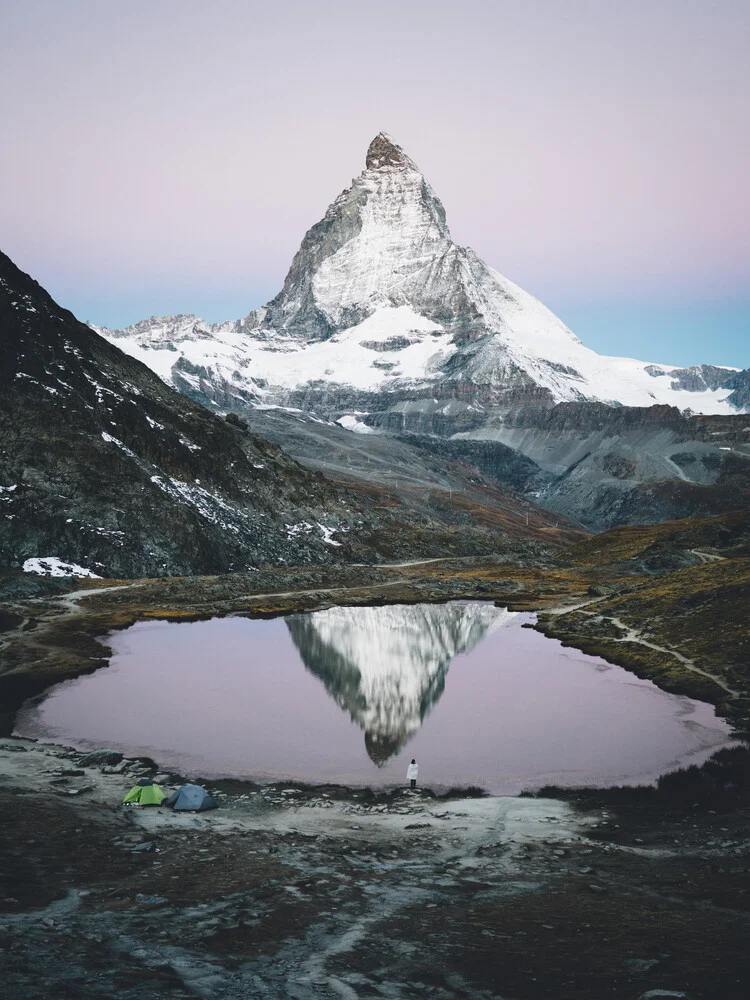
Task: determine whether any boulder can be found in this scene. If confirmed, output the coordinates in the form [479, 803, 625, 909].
[79, 748, 123, 767]
[638, 992, 690, 999]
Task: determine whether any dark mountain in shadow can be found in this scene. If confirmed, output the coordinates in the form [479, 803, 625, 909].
[0, 250, 403, 577]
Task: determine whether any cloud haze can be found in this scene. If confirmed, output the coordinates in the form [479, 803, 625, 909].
[1, 0, 748, 365]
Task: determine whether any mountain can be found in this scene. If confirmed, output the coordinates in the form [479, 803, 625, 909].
[95, 134, 750, 532]
[1, 249, 590, 578]
[0, 250, 403, 577]
[99, 132, 745, 419]
[286, 601, 516, 764]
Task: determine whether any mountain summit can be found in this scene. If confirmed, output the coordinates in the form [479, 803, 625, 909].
[365, 131, 414, 169]
[100, 134, 744, 416]
[255, 129, 470, 345]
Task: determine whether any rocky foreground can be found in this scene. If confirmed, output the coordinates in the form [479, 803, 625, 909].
[1, 738, 749, 1000]
[1, 512, 749, 997]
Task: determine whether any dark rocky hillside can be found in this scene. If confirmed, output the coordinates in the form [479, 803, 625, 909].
[442, 402, 750, 530]
[0, 251, 588, 578]
[220, 399, 750, 533]
[0, 251, 400, 576]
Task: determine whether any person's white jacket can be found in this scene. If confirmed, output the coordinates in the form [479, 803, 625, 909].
[406, 761, 419, 781]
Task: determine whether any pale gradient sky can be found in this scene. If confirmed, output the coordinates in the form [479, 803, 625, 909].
[1, 0, 748, 367]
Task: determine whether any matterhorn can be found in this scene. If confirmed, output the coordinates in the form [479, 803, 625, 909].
[100, 132, 744, 419]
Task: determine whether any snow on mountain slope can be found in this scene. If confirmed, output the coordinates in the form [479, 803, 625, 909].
[97, 133, 742, 416]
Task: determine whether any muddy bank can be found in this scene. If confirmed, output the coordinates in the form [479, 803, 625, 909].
[1, 737, 749, 1000]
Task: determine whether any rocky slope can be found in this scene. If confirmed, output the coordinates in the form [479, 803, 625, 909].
[0, 250, 393, 577]
[1, 249, 591, 578]
[96, 133, 749, 532]
[449, 402, 750, 530]
[188, 399, 749, 533]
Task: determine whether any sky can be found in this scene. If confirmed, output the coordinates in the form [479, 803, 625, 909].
[1, 0, 748, 368]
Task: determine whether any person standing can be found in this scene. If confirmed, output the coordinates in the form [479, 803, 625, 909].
[407, 758, 419, 789]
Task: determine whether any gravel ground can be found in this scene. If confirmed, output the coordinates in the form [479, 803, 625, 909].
[1, 738, 749, 1000]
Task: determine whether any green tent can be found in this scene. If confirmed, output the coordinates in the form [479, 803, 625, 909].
[123, 778, 166, 806]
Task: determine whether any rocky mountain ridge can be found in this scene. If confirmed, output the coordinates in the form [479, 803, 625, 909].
[99, 133, 746, 420]
[1, 248, 589, 578]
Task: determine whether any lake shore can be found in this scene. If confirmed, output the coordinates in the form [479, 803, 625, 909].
[2, 547, 749, 996]
[2, 550, 748, 740]
[1, 735, 749, 999]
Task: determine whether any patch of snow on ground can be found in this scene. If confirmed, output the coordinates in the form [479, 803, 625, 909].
[337, 415, 374, 434]
[317, 523, 342, 546]
[285, 521, 315, 539]
[23, 557, 101, 579]
[100, 433, 137, 459]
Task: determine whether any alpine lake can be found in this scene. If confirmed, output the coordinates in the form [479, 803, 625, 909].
[14, 601, 736, 794]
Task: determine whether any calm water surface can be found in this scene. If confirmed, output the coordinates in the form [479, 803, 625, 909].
[15, 603, 735, 793]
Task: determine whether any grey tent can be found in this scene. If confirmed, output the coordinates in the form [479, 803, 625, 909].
[164, 784, 217, 812]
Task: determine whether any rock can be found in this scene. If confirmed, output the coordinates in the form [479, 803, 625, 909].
[135, 894, 168, 906]
[79, 748, 123, 767]
[638, 992, 689, 999]
[131, 841, 155, 853]
[624, 958, 661, 972]
[67, 786, 94, 796]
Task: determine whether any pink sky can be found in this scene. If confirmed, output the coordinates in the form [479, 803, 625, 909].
[1, 0, 748, 363]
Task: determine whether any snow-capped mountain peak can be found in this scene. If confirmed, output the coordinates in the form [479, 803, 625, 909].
[97, 133, 745, 416]
[254, 130, 461, 344]
[365, 131, 417, 169]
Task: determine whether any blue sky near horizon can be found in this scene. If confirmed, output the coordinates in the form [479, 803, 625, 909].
[1, 0, 748, 369]
[48, 281, 750, 371]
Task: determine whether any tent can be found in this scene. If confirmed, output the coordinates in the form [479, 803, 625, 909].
[123, 778, 167, 806]
[164, 784, 217, 812]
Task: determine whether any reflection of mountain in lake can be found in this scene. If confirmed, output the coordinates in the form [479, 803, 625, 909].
[286, 602, 518, 764]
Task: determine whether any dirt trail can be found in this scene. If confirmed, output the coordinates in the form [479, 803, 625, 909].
[577, 610, 740, 698]
[689, 548, 725, 564]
